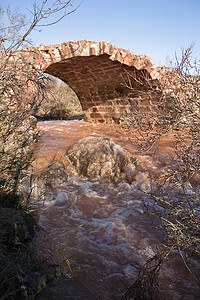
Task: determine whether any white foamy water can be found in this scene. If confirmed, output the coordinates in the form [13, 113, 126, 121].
[32, 120, 199, 300]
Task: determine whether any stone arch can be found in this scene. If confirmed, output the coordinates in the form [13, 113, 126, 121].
[23, 40, 162, 123]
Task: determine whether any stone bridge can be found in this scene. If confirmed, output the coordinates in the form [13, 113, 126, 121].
[22, 40, 164, 123]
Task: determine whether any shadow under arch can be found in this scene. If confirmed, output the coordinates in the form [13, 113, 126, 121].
[44, 54, 160, 123]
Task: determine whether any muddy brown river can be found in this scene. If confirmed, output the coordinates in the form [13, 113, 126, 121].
[31, 119, 199, 299]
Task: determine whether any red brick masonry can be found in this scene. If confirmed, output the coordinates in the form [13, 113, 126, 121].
[20, 40, 171, 123]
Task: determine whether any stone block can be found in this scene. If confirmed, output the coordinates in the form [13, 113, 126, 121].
[105, 106, 114, 113]
[18, 39, 168, 124]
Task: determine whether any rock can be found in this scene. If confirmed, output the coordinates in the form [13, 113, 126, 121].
[66, 136, 136, 182]
[33, 163, 69, 188]
[131, 171, 151, 192]
[29, 115, 37, 129]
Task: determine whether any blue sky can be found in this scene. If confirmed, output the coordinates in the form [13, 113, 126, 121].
[1, 0, 200, 66]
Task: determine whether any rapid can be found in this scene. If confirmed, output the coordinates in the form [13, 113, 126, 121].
[31, 119, 200, 299]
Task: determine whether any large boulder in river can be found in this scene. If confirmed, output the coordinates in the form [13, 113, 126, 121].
[66, 136, 137, 182]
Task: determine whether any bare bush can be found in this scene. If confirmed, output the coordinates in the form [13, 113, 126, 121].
[0, 1, 82, 299]
[122, 46, 200, 298]
[0, 0, 81, 199]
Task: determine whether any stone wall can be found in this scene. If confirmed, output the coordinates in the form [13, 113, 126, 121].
[20, 40, 165, 123]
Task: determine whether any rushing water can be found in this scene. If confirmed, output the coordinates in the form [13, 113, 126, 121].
[32, 119, 199, 300]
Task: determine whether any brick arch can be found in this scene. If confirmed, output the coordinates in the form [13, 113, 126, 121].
[25, 40, 161, 123]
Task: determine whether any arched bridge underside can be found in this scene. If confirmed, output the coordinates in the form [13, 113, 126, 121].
[25, 40, 163, 123]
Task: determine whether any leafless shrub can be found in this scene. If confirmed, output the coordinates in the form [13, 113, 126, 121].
[122, 46, 200, 298]
[0, 1, 82, 298]
[122, 250, 169, 300]
[0, 0, 81, 199]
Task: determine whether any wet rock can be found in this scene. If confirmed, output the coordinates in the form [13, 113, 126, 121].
[131, 171, 151, 192]
[66, 136, 136, 182]
[34, 163, 69, 188]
